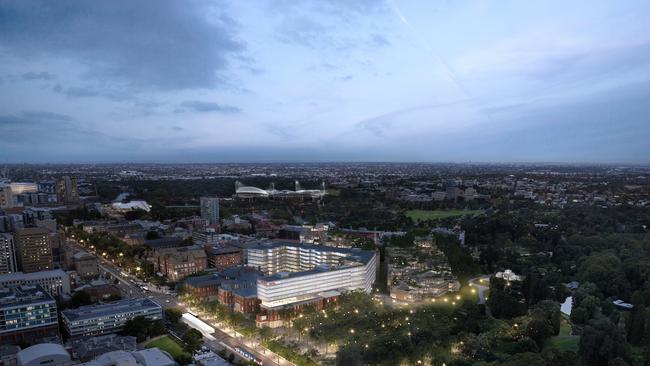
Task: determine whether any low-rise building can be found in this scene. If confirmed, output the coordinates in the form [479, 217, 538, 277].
[0, 285, 59, 344]
[67, 334, 137, 362]
[61, 298, 162, 338]
[16, 343, 70, 366]
[154, 245, 207, 281]
[76, 349, 174, 366]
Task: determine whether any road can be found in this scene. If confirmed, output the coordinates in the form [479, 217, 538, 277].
[77, 240, 293, 366]
[468, 276, 490, 304]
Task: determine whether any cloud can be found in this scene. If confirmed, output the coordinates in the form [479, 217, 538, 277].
[21, 72, 55, 81]
[171, 126, 183, 132]
[177, 100, 241, 114]
[0, 0, 246, 91]
[369, 34, 390, 47]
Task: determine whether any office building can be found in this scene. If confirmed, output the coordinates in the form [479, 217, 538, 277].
[153, 245, 207, 281]
[56, 176, 79, 204]
[246, 242, 377, 327]
[0, 233, 17, 274]
[200, 196, 219, 226]
[14, 227, 53, 273]
[61, 298, 162, 338]
[183, 274, 222, 302]
[0, 269, 71, 298]
[0, 285, 59, 344]
[192, 228, 221, 246]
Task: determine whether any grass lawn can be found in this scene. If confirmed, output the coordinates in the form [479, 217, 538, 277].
[406, 209, 483, 222]
[144, 335, 189, 359]
[544, 320, 579, 352]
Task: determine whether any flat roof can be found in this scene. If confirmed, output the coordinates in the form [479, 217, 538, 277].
[0, 269, 68, 282]
[0, 284, 54, 307]
[62, 298, 160, 321]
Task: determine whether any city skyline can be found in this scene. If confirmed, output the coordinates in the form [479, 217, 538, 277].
[1, 0, 650, 163]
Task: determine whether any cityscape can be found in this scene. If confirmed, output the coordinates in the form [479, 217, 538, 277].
[1, 1, 650, 366]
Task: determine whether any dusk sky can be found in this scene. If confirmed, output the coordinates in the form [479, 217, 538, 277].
[1, 0, 649, 163]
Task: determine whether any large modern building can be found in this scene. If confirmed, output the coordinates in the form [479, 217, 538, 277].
[56, 176, 79, 204]
[200, 196, 220, 226]
[14, 227, 53, 273]
[0, 285, 59, 344]
[0, 233, 17, 274]
[245, 241, 377, 327]
[0, 269, 71, 298]
[61, 298, 162, 338]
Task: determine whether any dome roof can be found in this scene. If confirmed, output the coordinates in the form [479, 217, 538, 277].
[236, 186, 269, 196]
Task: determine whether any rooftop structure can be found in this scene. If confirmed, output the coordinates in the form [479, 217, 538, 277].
[61, 298, 162, 337]
[16, 343, 70, 366]
[77, 348, 175, 366]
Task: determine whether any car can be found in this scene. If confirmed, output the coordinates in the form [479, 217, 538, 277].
[165, 299, 170, 303]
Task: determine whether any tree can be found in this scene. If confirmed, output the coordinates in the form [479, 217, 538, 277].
[165, 308, 182, 324]
[182, 328, 203, 353]
[68, 290, 92, 308]
[626, 291, 646, 345]
[579, 317, 630, 366]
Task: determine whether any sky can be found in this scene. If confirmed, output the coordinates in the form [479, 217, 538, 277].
[1, 0, 649, 163]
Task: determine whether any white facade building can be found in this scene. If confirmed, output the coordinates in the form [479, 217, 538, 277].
[246, 242, 377, 310]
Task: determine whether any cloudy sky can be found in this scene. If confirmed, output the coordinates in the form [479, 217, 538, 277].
[1, 0, 649, 163]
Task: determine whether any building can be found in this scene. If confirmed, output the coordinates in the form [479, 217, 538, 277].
[67, 334, 137, 362]
[76, 349, 175, 366]
[206, 246, 242, 270]
[217, 267, 260, 314]
[154, 245, 207, 281]
[192, 229, 221, 246]
[182, 274, 222, 302]
[0, 184, 13, 209]
[61, 298, 162, 338]
[0, 233, 17, 274]
[76, 283, 121, 303]
[0, 344, 20, 366]
[246, 242, 377, 327]
[0, 285, 59, 344]
[16, 343, 71, 366]
[200, 197, 220, 226]
[73, 251, 99, 279]
[56, 176, 79, 204]
[14, 227, 53, 273]
[0, 269, 71, 298]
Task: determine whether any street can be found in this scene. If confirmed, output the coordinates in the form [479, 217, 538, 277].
[73, 240, 293, 366]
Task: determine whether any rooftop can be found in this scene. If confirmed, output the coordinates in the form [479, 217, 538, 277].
[61, 298, 160, 321]
[0, 284, 54, 307]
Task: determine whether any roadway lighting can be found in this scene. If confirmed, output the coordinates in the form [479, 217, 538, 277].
[431, 298, 436, 302]
[365, 344, 369, 348]
[452, 301, 456, 305]
[471, 289, 476, 294]
[456, 295, 461, 300]
[409, 309, 413, 314]
[135, 266, 141, 271]
[119, 252, 123, 257]
[350, 329, 355, 334]
[354, 309, 359, 314]
[443, 298, 448, 302]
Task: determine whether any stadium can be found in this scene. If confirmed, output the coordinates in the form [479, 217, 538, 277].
[235, 181, 326, 199]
